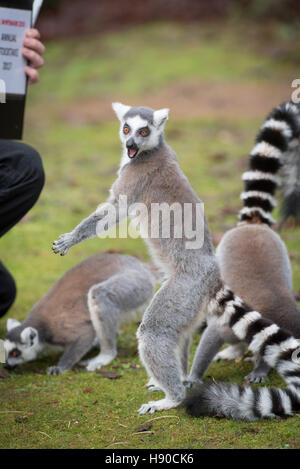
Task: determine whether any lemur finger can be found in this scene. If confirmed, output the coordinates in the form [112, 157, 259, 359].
[52, 237, 70, 254]
[52, 243, 62, 254]
[52, 240, 61, 249]
[138, 404, 151, 415]
[138, 402, 158, 414]
[244, 372, 266, 384]
[145, 378, 156, 388]
[148, 385, 161, 392]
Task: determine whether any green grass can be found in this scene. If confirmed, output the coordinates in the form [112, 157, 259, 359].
[0, 21, 300, 449]
[28, 20, 299, 109]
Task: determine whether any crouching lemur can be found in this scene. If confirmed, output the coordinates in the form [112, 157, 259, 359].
[187, 102, 300, 388]
[52, 102, 300, 420]
[4, 252, 155, 374]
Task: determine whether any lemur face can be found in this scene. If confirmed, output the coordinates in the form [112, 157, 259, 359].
[112, 103, 169, 160]
[4, 319, 40, 369]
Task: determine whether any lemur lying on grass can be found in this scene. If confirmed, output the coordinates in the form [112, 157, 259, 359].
[4, 252, 155, 374]
[187, 102, 300, 386]
[53, 101, 300, 420]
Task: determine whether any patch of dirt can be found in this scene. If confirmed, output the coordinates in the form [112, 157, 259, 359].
[59, 80, 292, 125]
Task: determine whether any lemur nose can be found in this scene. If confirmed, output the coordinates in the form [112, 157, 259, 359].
[126, 138, 135, 148]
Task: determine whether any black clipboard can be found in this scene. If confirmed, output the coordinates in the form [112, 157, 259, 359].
[0, 0, 33, 140]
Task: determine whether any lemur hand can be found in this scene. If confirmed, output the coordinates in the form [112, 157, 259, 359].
[47, 366, 67, 375]
[52, 232, 74, 256]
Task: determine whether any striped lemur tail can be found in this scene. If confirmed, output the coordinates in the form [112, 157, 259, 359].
[239, 101, 300, 226]
[184, 103, 300, 420]
[185, 285, 300, 420]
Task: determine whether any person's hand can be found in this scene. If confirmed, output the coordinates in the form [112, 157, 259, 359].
[22, 28, 45, 84]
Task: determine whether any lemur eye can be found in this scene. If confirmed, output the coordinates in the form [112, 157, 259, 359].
[123, 125, 130, 135]
[140, 129, 149, 137]
[10, 349, 20, 358]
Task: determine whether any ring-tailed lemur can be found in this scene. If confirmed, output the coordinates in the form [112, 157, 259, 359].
[53, 102, 300, 419]
[4, 252, 155, 374]
[185, 102, 300, 390]
[185, 101, 300, 419]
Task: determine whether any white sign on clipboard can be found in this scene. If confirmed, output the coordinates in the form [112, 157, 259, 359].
[0, 6, 31, 95]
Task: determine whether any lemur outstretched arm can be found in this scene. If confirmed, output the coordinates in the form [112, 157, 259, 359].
[52, 194, 126, 256]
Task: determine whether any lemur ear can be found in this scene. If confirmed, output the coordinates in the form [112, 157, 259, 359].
[21, 327, 38, 347]
[6, 318, 21, 331]
[153, 108, 169, 129]
[112, 102, 131, 121]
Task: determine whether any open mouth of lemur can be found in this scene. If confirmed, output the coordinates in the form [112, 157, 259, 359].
[128, 148, 138, 158]
[127, 145, 139, 158]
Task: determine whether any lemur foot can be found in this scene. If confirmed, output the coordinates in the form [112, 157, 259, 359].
[138, 398, 180, 415]
[213, 345, 243, 362]
[85, 352, 116, 372]
[52, 233, 74, 256]
[183, 377, 203, 388]
[47, 365, 66, 375]
[244, 371, 267, 384]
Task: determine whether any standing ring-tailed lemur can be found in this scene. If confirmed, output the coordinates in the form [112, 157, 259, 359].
[186, 101, 300, 387]
[53, 102, 300, 420]
[4, 252, 155, 374]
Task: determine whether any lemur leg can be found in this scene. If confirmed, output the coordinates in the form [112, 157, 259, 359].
[185, 318, 225, 387]
[181, 335, 191, 381]
[86, 284, 121, 372]
[137, 275, 205, 414]
[86, 270, 153, 372]
[146, 336, 191, 394]
[47, 331, 94, 375]
[244, 356, 271, 383]
[52, 197, 126, 256]
[214, 343, 246, 361]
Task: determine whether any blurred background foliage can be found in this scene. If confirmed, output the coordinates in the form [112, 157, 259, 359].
[37, 0, 300, 40]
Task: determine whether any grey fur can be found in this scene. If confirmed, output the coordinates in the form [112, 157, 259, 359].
[184, 102, 300, 420]
[189, 225, 300, 385]
[53, 102, 300, 418]
[53, 103, 220, 412]
[124, 106, 154, 125]
[189, 102, 300, 387]
[187, 316, 224, 387]
[4, 252, 155, 374]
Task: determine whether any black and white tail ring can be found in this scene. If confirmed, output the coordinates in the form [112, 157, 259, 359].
[184, 285, 300, 420]
[239, 101, 300, 225]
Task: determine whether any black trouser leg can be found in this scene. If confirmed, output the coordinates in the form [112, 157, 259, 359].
[0, 262, 16, 318]
[0, 140, 45, 318]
